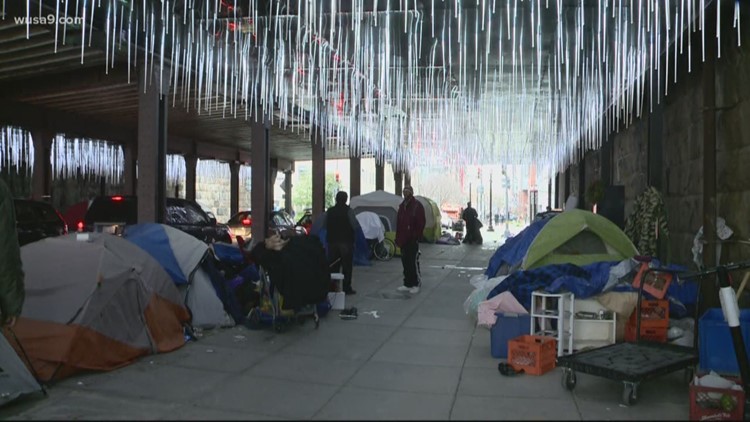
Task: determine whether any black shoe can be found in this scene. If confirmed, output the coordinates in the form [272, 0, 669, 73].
[344, 289, 357, 295]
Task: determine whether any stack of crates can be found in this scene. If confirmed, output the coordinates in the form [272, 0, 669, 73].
[508, 335, 557, 375]
[625, 299, 669, 343]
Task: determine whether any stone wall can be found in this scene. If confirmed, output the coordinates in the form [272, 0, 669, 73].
[600, 7, 750, 267]
[611, 115, 649, 219]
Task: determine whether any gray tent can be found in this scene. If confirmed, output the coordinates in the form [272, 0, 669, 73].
[0, 332, 42, 406]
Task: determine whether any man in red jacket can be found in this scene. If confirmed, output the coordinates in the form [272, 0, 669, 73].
[395, 186, 426, 294]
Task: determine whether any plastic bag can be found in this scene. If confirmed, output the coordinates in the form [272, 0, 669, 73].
[469, 274, 489, 289]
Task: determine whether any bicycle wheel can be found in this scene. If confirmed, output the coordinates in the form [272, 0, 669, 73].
[374, 238, 396, 261]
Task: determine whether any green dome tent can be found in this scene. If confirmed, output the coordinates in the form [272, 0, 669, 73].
[415, 195, 442, 243]
[521, 209, 638, 270]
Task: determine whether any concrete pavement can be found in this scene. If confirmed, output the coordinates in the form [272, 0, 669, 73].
[1, 233, 689, 420]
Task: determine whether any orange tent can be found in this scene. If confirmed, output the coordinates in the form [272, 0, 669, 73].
[5, 233, 190, 382]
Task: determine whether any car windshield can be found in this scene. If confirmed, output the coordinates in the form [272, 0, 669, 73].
[166, 201, 209, 225]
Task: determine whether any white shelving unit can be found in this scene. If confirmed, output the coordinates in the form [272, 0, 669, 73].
[571, 299, 617, 352]
[530, 291, 575, 357]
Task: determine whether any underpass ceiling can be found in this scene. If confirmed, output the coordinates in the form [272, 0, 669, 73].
[0, 0, 746, 173]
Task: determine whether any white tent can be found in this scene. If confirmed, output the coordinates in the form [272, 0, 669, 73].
[350, 190, 402, 232]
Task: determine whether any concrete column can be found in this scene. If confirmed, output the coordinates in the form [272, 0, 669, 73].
[283, 170, 293, 214]
[375, 161, 385, 191]
[30, 130, 53, 201]
[137, 72, 167, 224]
[185, 152, 197, 201]
[349, 156, 361, 197]
[230, 161, 240, 217]
[123, 143, 137, 196]
[251, 115, 270, 242]
[311, 127, 326, 220]
[393, 171, 403, 196]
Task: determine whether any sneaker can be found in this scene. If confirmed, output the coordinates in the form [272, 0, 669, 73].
[408, 286, 420, 294]
[344, 289, 357, 295]
[396, 286, 410, 292]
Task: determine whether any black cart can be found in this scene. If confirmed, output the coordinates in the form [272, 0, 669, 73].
[557, 260, 750, 407]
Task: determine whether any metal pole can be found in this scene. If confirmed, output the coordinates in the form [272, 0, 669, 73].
[488, 173, 494, 231]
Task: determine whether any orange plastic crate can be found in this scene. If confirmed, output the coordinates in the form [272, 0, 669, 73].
[508, 335, 557, 376]
[624, 322, 668, 343]
[637, 300, 670, 329]
[689, 376, 745, 421]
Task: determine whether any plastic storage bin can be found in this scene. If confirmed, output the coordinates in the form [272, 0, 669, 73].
[490, 313, 532, 359]
[699, 308, 750, 375]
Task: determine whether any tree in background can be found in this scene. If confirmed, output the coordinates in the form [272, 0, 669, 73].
[292, 170, 339, 214]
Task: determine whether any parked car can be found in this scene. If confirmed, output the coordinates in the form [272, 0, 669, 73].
[14, 199, 68, 246]
[226, 209, 306, 242]
[81, 195, 231, 244]
[296, 209, 313, 234]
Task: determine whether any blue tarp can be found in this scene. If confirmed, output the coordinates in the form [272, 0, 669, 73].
[484, 218, 550, 278]
[486, 258, 698, 318]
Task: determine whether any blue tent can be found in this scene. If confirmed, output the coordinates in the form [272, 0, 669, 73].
[310, 216, 372, 266]
[485, 218, 550, 278]
[122, 223, 240, 327]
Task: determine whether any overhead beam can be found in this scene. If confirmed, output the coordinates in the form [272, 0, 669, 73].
[0, 100, 133, 143]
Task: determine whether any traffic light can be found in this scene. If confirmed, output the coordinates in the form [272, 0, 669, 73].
[335, 171, 340, 183]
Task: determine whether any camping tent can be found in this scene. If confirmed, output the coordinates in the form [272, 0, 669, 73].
[349, 190, 401, 232]
[355, 211, 385, 242]
[521, 209, 638, 270]
[122, 223, 235, 328]
[0, 333, 43, 406]
[415, 196, 441, 243]
[8, 233, 189, 382]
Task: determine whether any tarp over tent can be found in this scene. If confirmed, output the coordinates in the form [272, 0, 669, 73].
[122, 223, 235, 328]
[355, 211, 385, 243]
[415, 196, 441, 243]
[0, 333, 42, 406]
[8, 233, 189, 382]
[521, 209, 638, 270]
[485, 217, 551, 278]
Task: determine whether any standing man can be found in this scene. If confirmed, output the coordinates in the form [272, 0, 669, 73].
[395, 186, 425, 294]
[324, 191, 360, 295]
[0, 178, 24, 327]
[462, 201, 482, 244]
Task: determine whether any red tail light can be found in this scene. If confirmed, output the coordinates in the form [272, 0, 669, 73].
[111, 196, 123, 201]
[77, 221, 84, 232]
[241, 218, 252, 226]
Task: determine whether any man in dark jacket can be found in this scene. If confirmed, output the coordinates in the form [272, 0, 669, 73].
[395, 186, 426, 294]
[0, 178, 24, 327]
[324, 191, 360, 295]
